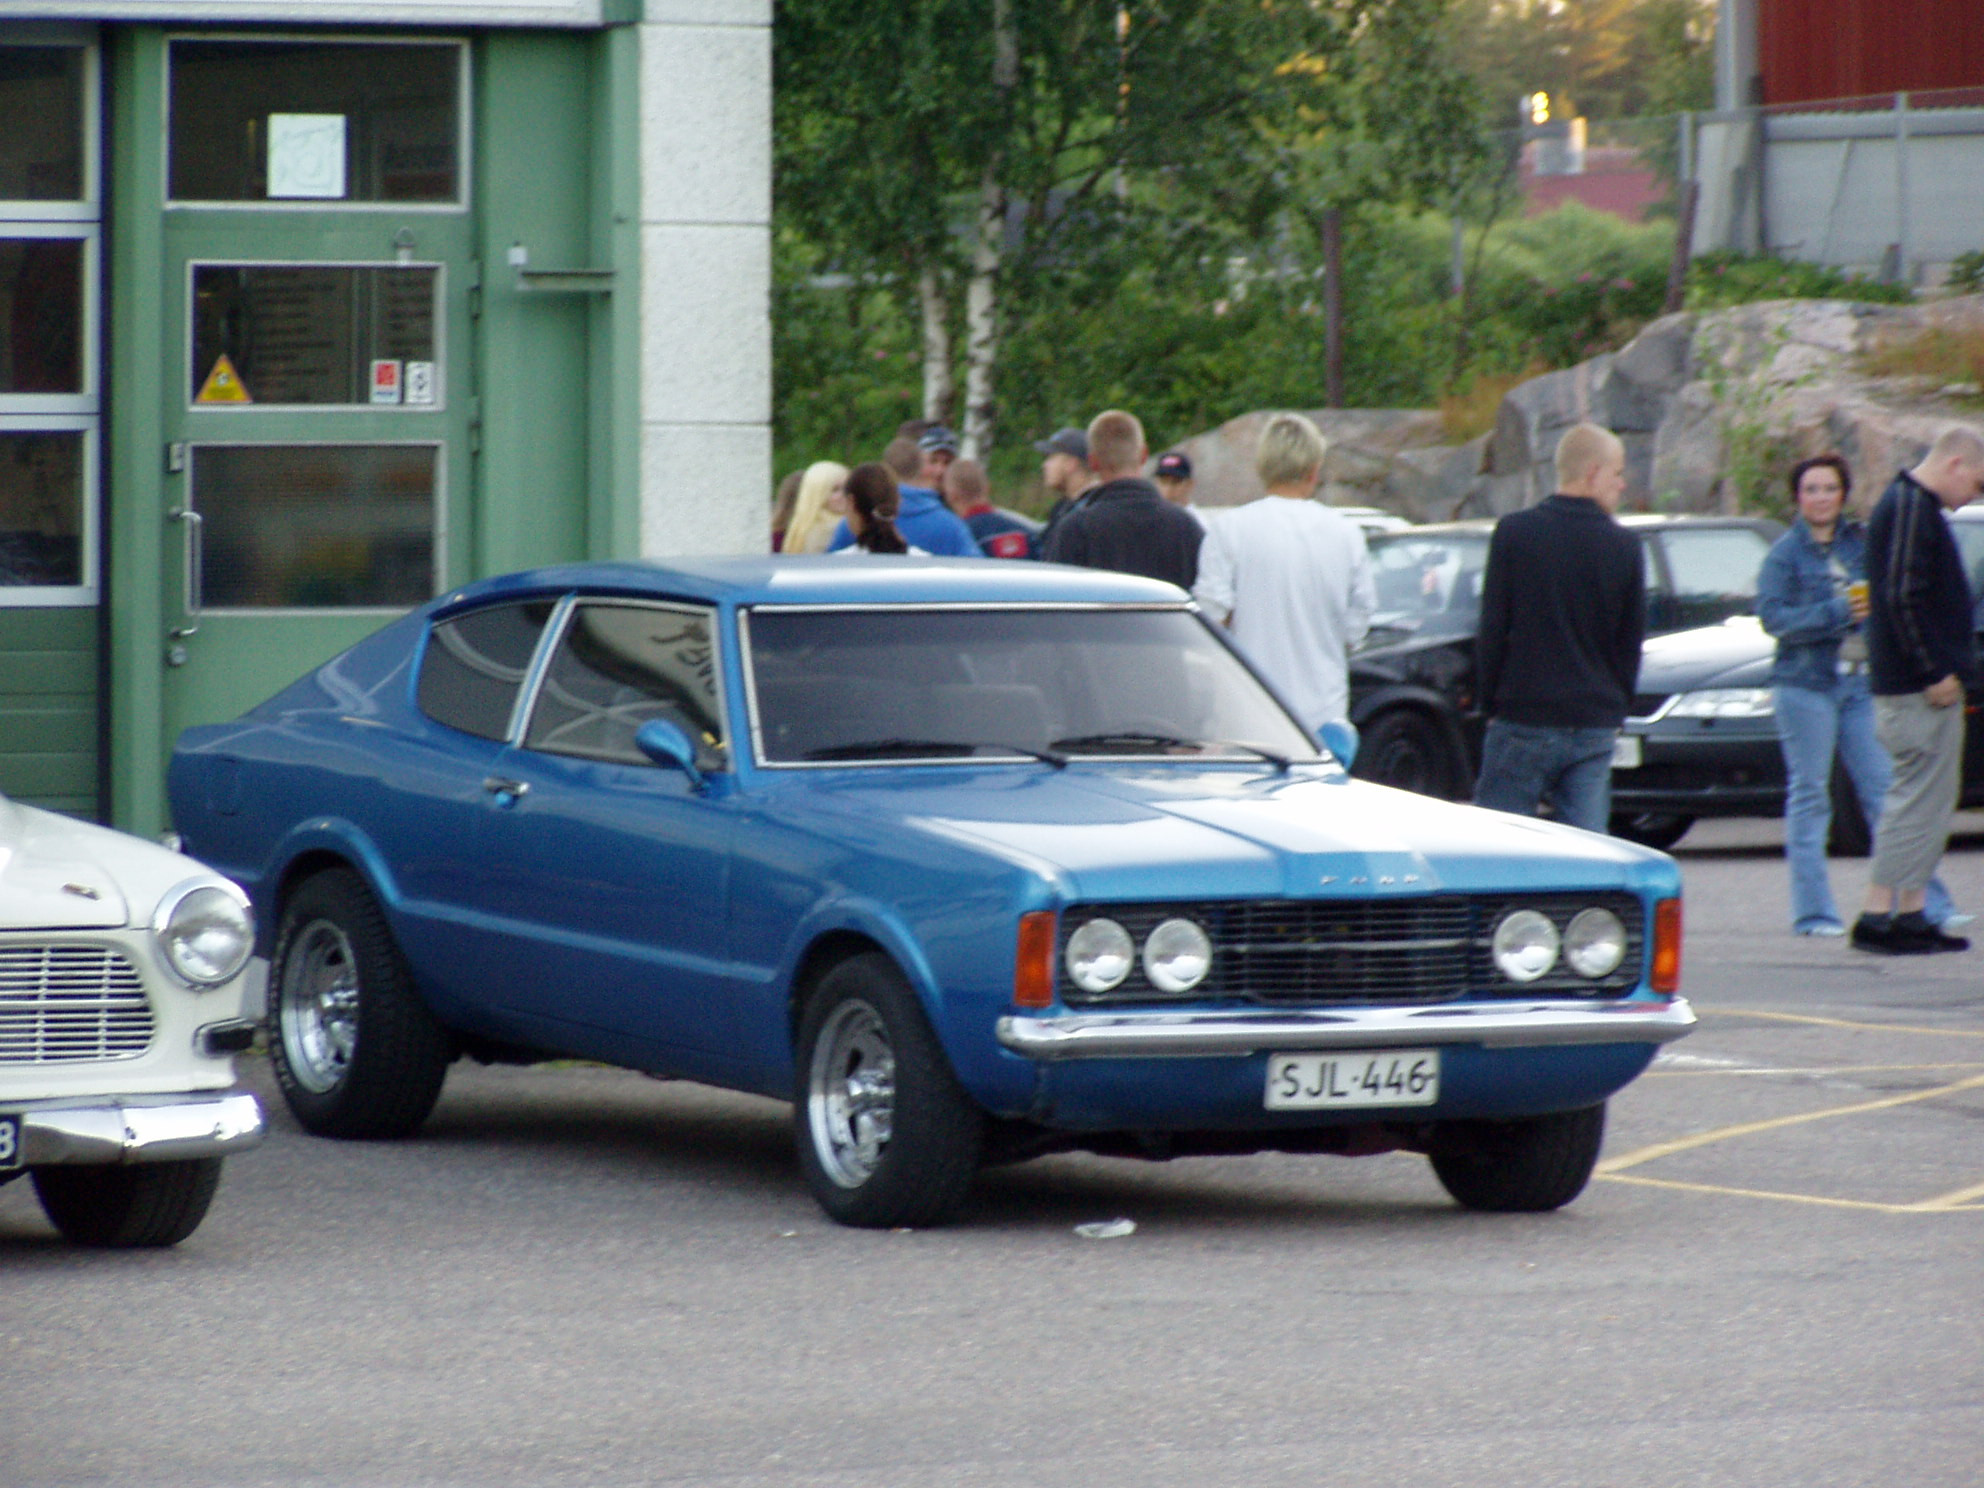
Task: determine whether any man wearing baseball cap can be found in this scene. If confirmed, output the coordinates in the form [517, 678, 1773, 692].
[1034, 426, 1096, 548]
[1153, 450, 1207, 527]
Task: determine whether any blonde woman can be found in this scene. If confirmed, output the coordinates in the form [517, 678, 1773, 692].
[782, 460, 850, 554]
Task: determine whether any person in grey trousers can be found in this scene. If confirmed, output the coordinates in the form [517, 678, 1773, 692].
[1853, 427, 1984, 954]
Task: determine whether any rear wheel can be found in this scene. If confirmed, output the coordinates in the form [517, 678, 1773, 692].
[269, 868, 452, 1139]
[1826, 764, 1872, 857]
[1429, 1104, 1606, 1212]
[32, 1158, 223, 1247]
[795, 953, 984, 1228]
[1355, 709, 1464, 799]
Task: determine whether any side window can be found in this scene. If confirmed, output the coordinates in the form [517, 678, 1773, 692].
[416, 600, 553, 739]
[525, 603, 724, 768]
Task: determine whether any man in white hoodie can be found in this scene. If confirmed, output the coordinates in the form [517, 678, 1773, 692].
[1192, 413, 1375, 731]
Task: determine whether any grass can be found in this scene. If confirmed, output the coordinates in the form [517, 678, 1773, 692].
[1439, 362, 1554, 442]
[1859, 324, 1984, 402]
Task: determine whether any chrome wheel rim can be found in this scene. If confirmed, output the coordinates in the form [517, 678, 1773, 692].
[279, 919, 360, 1094]
[807, 1000, 895, 1189]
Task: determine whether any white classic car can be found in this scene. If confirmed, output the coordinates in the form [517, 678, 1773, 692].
[2, 793, 264, 1246]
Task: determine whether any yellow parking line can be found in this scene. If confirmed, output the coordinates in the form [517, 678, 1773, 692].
[1909, 1178, 1984, 1212]
[1597, 1172, 1939, 1214]
[1705, 1009, 1984, 1040]
[1648, 1061, 1984, 1077]
[1598, 1070, 1984, 1175]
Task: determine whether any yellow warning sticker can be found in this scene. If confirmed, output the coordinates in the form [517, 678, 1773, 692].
[195, 354, 252, 404]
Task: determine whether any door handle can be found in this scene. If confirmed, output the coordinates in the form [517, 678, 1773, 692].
[168, 507, 203, 642]
[482, 776, 530, 801]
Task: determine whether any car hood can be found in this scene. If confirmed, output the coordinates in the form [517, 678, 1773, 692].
[1636, 616, 1774, 694]
[780, 765, 1673, 904]
[0, 797, 223, 932]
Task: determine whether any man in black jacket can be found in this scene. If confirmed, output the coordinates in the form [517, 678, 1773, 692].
[1040, 410, 1201, 590]
[1853, 426, 1984, 954]
[1473, 423, 1645, 833]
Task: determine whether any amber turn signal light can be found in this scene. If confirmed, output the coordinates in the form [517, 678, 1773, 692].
[1015, 911, 1057, 1008]
[1650, 897, 1682, 994]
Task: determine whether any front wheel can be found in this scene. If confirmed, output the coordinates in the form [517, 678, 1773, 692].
[32, 1158, 224, 1247]
[1826, 764, 1872, 857]
[1354, 709, 1465, 799]
[1428, 1103, 1606, 1212]
[795, 953, 984, 1228]
[269, 868, 452, 1139]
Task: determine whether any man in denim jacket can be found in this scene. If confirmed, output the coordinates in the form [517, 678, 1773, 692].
[1757, 455, 1958, 939]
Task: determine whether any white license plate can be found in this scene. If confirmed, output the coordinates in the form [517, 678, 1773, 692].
[1612, 734, 1643, 769]
[0, 1114, 20, 1171]
[1264, 1049, 1440, 1110]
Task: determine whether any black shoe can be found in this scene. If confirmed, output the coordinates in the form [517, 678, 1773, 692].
[1891, 911, 1970, 953]
[1850, 913, 1932, 955]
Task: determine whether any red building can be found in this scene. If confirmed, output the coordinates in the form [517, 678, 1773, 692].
[1758, 0, 1984, 104]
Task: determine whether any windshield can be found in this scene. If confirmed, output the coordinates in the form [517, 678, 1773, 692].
[746, 607, 1320, 765]
[1952, 517, 1984, 629]
[1365, 533, 1490, 639]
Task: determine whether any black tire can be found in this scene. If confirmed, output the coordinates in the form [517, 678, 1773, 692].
[1826, 764, 1872, 857]
[32, 1158, 224, 1247]
[1609, 812, 1694, 850]
[269, 868, 452, 1139]
[1355, 709, 1464, 799]
[794, 953, 984, 1228]
[1428, 1103, 1606, 1213]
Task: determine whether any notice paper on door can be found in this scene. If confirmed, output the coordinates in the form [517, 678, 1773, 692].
[268, 114, 347, 199]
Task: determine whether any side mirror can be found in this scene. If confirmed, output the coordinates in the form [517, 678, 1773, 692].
[1318, 719, 1359, 772]
[634, 718, 705, 786]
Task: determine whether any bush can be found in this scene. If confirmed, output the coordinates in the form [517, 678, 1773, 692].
[1685, 251, 1913, 310]
[1948, 251, 1984, 295]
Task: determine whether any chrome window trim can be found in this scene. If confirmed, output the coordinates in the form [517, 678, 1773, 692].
[516, 596, 730, 769]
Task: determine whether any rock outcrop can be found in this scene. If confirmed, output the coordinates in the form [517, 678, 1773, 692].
[1167, 294, 1984, 522]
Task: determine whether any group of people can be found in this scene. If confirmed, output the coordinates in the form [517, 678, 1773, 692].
[1476, 419, 1984, 955]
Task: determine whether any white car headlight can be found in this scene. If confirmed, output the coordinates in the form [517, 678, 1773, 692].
[1065, 917, 1135, 994]
[1563, 907, 1628, 978]
[1142, 917, 1212, 993]
[1666, 688, 1775, 719]
[153, 880, 255, 988]
[1492, 909, 1560, 983]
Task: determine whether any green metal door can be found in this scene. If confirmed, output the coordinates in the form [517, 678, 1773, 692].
[152, 33, 476, 754]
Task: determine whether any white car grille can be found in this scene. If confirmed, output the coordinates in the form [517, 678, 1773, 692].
[0, 945, 156, 1064]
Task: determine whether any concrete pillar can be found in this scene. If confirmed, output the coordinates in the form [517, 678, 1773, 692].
[637, 0, 772, 556]
[1714, 0, 1758, 112]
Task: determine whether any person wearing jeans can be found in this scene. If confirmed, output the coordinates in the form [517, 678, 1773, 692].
[1472, 423, 1645, 834]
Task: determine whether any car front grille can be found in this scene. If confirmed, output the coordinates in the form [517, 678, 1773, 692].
[0, 945, 155, 1064]
[1057, 894, 1644, 1008]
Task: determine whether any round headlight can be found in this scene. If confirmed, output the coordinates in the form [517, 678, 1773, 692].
[1065, 918, 1135, 994]
[154, 881, 255, 988]
[1143, 917, 1212, 993]
[1492, 909, 1560, 983]
[1564, 907, 1627, 978]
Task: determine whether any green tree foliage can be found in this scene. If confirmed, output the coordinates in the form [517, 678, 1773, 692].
[1450, 0, 1715, 124]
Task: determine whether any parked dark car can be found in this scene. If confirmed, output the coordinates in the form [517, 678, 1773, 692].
[1610, 506, 1984, 850]
[1348, 515, 1783, 802]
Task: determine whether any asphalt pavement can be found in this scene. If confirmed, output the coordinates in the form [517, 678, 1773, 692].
[4, 817, 1981, 1488]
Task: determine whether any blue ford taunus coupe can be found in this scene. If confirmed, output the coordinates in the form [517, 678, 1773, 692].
[169, 557, 1693, 1227]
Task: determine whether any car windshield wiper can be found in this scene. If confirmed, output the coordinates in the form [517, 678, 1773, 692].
[1050, 733, 1290, 772]
[804, 738, 1067, 767]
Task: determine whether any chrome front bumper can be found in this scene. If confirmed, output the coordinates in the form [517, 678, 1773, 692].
[997, 997, 1696, 1061]
[10, 1091, 265, 1167]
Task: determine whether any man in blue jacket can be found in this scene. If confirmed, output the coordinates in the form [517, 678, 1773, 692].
[1854, 427, 1984, 953]
[827, 435, 977, 556]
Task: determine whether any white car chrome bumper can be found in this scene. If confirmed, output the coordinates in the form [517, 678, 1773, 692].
[10, 1091, 265, 1166]
[997, 997, 1696, 1061]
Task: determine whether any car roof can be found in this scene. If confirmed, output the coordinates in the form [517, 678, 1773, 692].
[435, 556, 1189, 614]
[1369, 513, 1780, 542]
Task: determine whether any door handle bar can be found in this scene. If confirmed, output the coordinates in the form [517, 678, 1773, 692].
[482, 776, 530, 799]
[168, 507, 203, 641]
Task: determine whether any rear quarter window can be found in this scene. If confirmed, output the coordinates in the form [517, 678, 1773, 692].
[416, 600, 555, 739]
